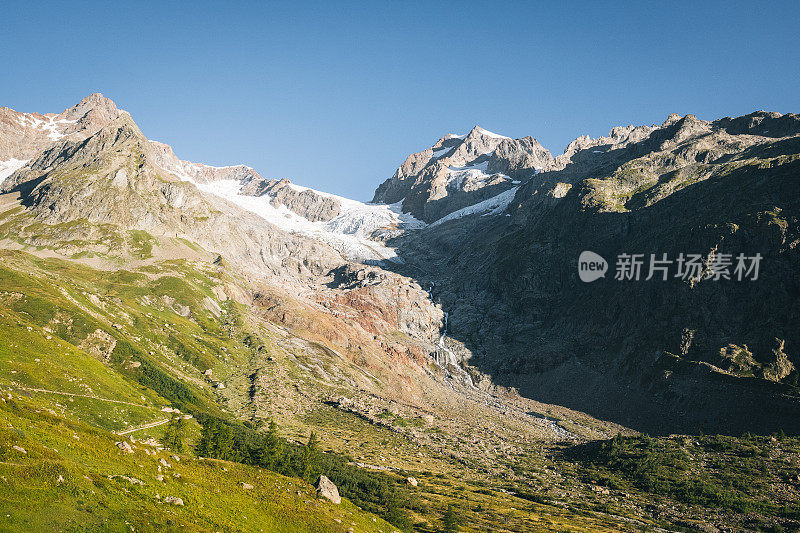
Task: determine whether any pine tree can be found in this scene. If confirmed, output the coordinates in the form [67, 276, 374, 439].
[197, 418, 238, 461]
[301, 431, 320, 483]
[442, 503, 461, 533]
[160, 414, 187, 453]
[262, 419, 283, 469]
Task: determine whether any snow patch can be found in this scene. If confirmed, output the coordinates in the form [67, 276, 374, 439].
[449, 161, 489, 173]
[43, 117, 76, 140]
[15, 113, 75, 141]
[164, 166, 426, 262]
[0, 158, 30, 184]
[432, 145, 453, 158]
[475, 126, 511, 140]
[445, 160, 511, 191]
[430, 187, 518, 227]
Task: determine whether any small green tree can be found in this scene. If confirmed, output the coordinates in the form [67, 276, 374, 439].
[250, 419, 283, 469]
[160, 414, 187, 452]
[442, 503, 461, 533]
[263, 419, 283, 469]
[300, 431, 320, 483]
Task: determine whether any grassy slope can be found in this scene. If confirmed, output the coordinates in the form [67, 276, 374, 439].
[0, 250, 648, 532]
[0, 250, 392, 531]
[0, 395, 391, 533]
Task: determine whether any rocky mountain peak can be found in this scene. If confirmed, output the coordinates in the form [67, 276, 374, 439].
[62, 93, 121, 122]
[373, 125, 554, 222]
[0, 93, 127, 162]
[662, 112, 683, 127]
[470, 125, 510, 139]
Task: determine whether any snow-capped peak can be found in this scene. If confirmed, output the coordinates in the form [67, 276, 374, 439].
[473, 126, 511, 140]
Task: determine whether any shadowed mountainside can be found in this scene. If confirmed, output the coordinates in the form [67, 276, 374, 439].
[385, 111, 800, 435]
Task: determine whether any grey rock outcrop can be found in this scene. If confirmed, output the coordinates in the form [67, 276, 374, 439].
[115, 441, 134, 453]
[314, 475, 341, 504]
[163, 496, 184, 506]
[147, 140, 260, 184]
[239, 176, 341, 221]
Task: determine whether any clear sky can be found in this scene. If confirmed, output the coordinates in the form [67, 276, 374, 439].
[2, 1, 799, 200]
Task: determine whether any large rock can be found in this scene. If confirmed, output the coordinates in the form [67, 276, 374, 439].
[314, 475, 341, 504]
[163, 496, 184, 506]
[115, 441, 133, 453]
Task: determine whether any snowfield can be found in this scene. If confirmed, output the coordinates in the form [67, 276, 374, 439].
[0, 158, 30, 184]
[158, 150, 519, 263]
[430, 187, 519, 227]
[163, 163, 425, 262]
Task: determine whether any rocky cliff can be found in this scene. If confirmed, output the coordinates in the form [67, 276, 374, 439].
[386, 110, 800, 434]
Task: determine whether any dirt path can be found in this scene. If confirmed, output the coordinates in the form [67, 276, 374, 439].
[6, 385, 151, 408]
[116, 418, 170, 435]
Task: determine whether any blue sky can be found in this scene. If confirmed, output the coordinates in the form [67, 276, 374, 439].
[2, 1, 799, 200]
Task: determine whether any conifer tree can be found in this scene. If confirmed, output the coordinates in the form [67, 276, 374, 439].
[301, 431, 320, 483]
[160, 414, 187, 452]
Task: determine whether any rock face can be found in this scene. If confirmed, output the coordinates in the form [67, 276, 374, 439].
[239, 176, 341, 221]
[314, 475, 341, 504]
[0, 93, 123, 162]
[389, 110, 800, 435]
[147, 140, 260, 184]
[0, 103, 346, 285]
[372, 126, 553, 223]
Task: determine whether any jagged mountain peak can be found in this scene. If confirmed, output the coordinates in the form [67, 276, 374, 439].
[468, 125, 512, 140]
[662, 112, 683, 127]
[62, 92, 121, 121]
[373, 124, 553, 222]
[0, 93, 127, 162]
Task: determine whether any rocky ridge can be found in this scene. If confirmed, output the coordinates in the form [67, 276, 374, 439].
[239, 176, 341, 222]
[384, 109, 800, 435]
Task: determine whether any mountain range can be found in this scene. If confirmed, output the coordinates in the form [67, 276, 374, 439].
[1, 94, 799, 531]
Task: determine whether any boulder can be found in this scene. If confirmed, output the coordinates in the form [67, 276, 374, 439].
[163, 496, 184, 506]
[115, 441, 133, 453]
[314, 475, 341, 504]
[406, 477, 418, 487]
